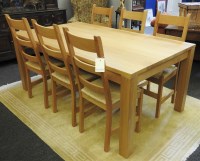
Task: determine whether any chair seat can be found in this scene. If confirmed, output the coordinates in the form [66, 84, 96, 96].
[52, 69, 97, 86]
[52, 71, 71, 85]
[79, 69, 97, 80]
[26, 61, 48, 71]
[82, 79, 146, 105]
[25, 55, 49, 71]
[152, 65, 177, 79]
[82, 79, 120, 105]
[138, 80, 148, 88]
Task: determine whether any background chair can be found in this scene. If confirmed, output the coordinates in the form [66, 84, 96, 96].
[5, 14, 50, 108]
[91, 4, 113, 27]
[153, 11, 190, 41]
[119, 8, 148, 33]
[144, 11, 191, 118]
[63, 27, 146, 152]
[68, 0, 108, 23]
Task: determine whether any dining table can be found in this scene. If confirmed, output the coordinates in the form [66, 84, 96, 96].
[16, 22, 195, 158]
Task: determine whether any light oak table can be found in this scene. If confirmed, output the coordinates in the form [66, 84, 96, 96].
[17, 22, 195, 158]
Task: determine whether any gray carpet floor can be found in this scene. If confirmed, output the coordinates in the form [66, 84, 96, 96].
[0, 60, 63, 161]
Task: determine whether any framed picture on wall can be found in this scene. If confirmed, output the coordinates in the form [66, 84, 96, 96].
[157, 0, 168, 13]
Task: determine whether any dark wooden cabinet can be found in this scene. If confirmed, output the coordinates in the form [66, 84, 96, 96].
[45, 0, 58, 9]
[0, 9, 67, 62]
[0, 31, 14, 61]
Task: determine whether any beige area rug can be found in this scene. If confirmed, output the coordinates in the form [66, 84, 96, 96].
[0, 77, 200, 161]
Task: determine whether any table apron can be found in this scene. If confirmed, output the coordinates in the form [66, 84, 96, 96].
[137, 50, 189, 81]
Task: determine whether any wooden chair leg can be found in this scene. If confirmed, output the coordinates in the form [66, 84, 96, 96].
[26, 68, 32, 98]
[135, 89, 143, 133]
[155, 80, 164, 118]
[147, 81, 150, 91]
[52, 80, 57, 113]
[43, 75, 49, 109]
[79, 97, 85, 133]
[172, 63, 180, 103]
[71, 90, 77, 127]
[171, 74, 178, 104]
[104, 108, 112, 152]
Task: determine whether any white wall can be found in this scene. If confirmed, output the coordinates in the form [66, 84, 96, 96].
[167, 0, 182, 15]
[57, 0, 72, 20]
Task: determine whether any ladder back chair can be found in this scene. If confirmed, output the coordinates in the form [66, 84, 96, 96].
[32, 20, 96, 127]
[91, 4, 113, 27]
[119, 8, 148, 33]
[153, 11, 191, 41]
[32, 19, 79, 126]
[63, 27, 146, 152]
[144, 11, 191, 118]
[5, 14, 50, 108]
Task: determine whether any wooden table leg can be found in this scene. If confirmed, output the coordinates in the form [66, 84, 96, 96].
[174, 47, 195, 111]
[119, 76, 137, 158]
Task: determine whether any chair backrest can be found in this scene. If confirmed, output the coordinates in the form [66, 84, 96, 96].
[153, 11, 191, 41]
[119, 8, 148, 33]
[32, 20, 74, 85]
[63, 27, 113, 108]
[5, 14, 43, 67]
[69, 0, 108, 23]
[91, 4, 113, 28]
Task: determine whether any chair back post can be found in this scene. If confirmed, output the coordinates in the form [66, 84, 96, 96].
[182, 13, 191, 41]
[5, 14, 18, 43]
[31, 19, 45, 47]
[91, 4, 96, 25]
[118, 8, 125, 30]
[153, 11, 160, 36]
[5, 14, 27, 90]
[53, 24, 75, 87]
[140, 10, 148, 33]
[108, 6, 114, 27]
[22, 18, 38, 51]
[94, 36, 104, 58]
[63, 27, 82, 91]
[31, 19, 52, 73]
[93, 36, 112, 107]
